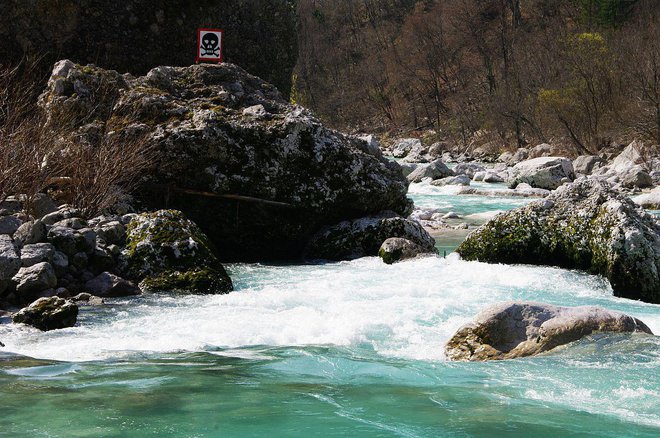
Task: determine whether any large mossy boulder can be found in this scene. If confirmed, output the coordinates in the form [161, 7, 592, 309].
[40, 61, 411, 261]
[457, 179, 660, 303]
[305, 212, 436, 261]
[445, 302, 653, 361]
[12, 296, 78, 331]
[122, 210, 233, 294]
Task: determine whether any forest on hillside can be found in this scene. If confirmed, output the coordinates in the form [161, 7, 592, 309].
[295, 0, 659, 155]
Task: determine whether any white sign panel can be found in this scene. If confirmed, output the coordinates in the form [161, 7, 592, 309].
[197, 28, 223, 63]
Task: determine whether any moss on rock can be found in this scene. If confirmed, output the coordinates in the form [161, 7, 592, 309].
[457, 180, 660, 303]
[123, 210, 233, 294]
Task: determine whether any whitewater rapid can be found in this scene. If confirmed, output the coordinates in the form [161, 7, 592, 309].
[2, 255, 658, 363]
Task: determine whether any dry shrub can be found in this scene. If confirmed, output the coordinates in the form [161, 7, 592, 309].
[0, 59, 60, 210]
[52, 131, 156, 217]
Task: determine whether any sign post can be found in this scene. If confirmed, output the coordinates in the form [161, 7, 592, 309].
[196, 28, 223, 63]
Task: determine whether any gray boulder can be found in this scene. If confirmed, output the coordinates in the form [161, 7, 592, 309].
[356, 134, 383, 158]
[378, 237, 433, 264]
[573, 155, 605, 175]
[0, 235, 21, 294]
[122, 210, 232, 294]
[20, 243, 56, 267]
[12, 297, 78, 331]
[445, 302, 653, 361]
[0, 216, 22, 235]
[457, 179, 660, 303]
[13, 220, 47, 246]
[305, 212, 437, 261]
[453, 163, 486, 179]
[12, 262, 58, 296]
[430, 175, 471, 186]
[507, 157, 575, 190]
[634, 186, 660, 210]
[392, 138, 422, 158]
[407, 159, 454, 183]
[611, 140, 647, 173]
[47, 226, 96, 256]
[85, 272, 140, 297]
[483, 172, 504, 183]
[619, 165, 653, 189]
[30, 193, 58, 219]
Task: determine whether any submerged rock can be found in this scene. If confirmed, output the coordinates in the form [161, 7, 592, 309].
[122, 210, 233, 294]
[12, 297, 78, 331]
[84, 272, 140, 297]
[39, 61, 411, 261]
[507, 157, 575, 190]
[457, 179, 660, 303]
[445, 301, 653, 361]
[378, 237, 432, 264]
[305, 212, 436, 261]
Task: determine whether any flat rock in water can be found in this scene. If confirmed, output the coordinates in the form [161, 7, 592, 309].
[445, 301, 653, 361]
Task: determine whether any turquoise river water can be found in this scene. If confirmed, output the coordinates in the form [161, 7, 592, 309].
[1, 181, 658, 437]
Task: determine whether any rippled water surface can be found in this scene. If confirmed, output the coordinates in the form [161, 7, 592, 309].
[1, 182, 658, 437]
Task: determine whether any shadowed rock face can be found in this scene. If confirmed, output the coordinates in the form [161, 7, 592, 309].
[12, 296, 78, 331]
[457, 179, 660, 303]
[445, 301, 653, 361]
[40, 61, 412, 261]
[0, 0, 297, 96]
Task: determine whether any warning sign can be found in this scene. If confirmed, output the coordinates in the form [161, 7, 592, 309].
[197, 28, 223, 63]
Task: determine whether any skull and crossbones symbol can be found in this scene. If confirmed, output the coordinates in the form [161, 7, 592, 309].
[200, 33, 220, 57]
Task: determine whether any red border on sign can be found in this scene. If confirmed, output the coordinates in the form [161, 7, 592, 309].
[196, 28, 223, 63]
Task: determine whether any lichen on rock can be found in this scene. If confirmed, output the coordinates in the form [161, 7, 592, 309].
[39, 61, 412, 261]
[122, 209, 232, 294]
[457, 179, 660, 303]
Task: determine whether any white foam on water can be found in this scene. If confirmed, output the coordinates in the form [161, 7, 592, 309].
[2, 256, 657, 363]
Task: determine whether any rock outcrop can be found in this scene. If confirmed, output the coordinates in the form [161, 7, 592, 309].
[445, 301, 653, 361]
[457, 179, 660, 303]
[12, 296, 78, 331]
[0, 0, 298, 96]
[507, 157, 575, 190]
[305, 212, 436, 261]
[39, 61, 412, 261]
[122, 210, 233, 294]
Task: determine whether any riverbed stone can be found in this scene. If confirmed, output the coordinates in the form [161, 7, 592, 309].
[407, 159, 454, 183]
[507, 157, 575, 190]
[0, 216, 22, 235]
[122, 210, 233, 294]
[305, 212, 437, 261]
[13, 220, 47, 246]
[457, 179, 660, 303]
[12, 296, 78, 331]
[12, 262, 57, 299]
[445, 302, 653, 361]
[85, 272, 140, 297]
[20, 243, 56, 267]
[378, 237, 432, 264]
[0, 235, 21, 295]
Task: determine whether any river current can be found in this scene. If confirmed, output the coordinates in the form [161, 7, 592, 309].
[1, 181, 658, 437]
